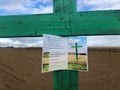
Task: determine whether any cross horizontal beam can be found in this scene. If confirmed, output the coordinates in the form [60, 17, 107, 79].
[0, 10, 120, 37]
[72, 46, 82, 48]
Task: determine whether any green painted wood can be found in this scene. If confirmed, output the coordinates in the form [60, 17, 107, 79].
[0, 0, 120, 90]
[53, 0, 76, 14]
[54, 70, 78, 90]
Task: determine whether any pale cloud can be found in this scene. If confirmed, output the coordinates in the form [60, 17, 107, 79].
[0, 38, 12, 44]
[77, 0, 120, 11]
[31, 5, 53, 14]
[12, 37, 43, 47]
[13, 40, 21, 45]
[68, 38, 80, 44]
[0, 0, 26, 11]
[0, 37, 43, 48]
[0, 0, 53, 16]
[87, 35, 120, 47]
[0, 38, 13, 47]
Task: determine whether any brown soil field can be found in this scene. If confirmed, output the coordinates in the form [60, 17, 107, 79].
[0, 47, 120, 90]
[0, 48, 53, 90]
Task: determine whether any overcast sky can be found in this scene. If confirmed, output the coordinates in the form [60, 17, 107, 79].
[0, 0, 120, 47]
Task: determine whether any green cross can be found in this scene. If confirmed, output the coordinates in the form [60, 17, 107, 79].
[72, 42, 82, 60]
[0, 0, 120, 90]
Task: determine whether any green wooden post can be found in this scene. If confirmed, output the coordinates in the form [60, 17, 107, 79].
[53, 0, 79, 90]
[72, 43, 82, 60]
[0, 0, 120, 90]
[54, 70, 78, 90]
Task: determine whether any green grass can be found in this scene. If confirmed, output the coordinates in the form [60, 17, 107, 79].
[68, 63, 87, 70]
[43, 63, 87, 72]
[43, 64, 49, 72]
[43, 54, 49, 58]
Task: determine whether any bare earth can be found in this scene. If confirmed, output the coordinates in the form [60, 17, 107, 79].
[0, 48, 120, 90]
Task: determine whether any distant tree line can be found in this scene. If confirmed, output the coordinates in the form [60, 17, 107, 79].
[0, 46, 13, 48]
[7, 46, 14, 48]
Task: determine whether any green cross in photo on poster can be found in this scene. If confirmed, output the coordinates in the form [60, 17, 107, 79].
[71, 42, 82, 60]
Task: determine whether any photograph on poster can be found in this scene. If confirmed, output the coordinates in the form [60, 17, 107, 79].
[67, 36, 88, 71]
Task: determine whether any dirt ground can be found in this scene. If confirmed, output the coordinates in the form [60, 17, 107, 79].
[0, 48, 120, 90]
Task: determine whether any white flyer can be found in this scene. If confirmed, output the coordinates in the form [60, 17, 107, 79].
[42, 34, 88, 73]
[42, 34, 68, 72]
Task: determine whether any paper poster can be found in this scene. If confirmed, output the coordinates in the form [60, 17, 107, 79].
[42, 34, 88, 73]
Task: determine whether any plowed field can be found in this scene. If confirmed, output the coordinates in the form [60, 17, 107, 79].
[0, 48, 120, 90]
